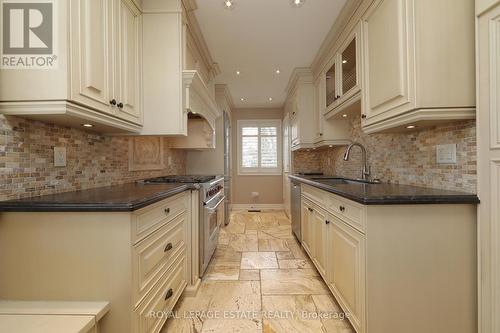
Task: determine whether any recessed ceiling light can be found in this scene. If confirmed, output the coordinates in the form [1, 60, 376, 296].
[329, 145, 333, 148]
[291, 0, 305, 7]
[236, 71, 240, 75]
[275, 69, 281, 74]
[342, 114, 348, 118]
[82, 124, 94, 128]
[269, 97, 273, 101]
[406, 125, 416, 129]
[223, 0, 234, 9]
[342, 60, 348, 64]
[240, 98, 245, 101]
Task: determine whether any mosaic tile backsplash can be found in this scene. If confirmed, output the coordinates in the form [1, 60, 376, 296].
[0, 115, 186, 201]
[293, 116, 477, 193]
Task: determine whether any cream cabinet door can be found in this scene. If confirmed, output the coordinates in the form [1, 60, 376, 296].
[329, 216, 365, 329]
[361, 0, 414, 121]
[477, 3, 500, 332]
[301, 199, 313, 257]
[115, 0, 142, 125]
[312, 206, 328, 278]
[70, 0, 114, 114]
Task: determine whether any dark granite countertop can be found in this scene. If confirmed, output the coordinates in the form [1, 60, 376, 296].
[289, 175, 480, 205]
[0, 183, 194, 212]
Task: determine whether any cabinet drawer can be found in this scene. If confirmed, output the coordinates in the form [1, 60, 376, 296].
[134, 253, 187, 333]
[132, 192, 188, 244]
[328, 193, 366, 233]
[302, 184, 328, 206]
[132, 213, 187, 307]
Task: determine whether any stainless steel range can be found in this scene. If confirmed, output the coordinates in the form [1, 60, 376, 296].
[141, 175, 225, 276]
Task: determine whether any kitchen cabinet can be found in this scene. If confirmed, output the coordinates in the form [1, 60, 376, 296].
[115, 0, 142, 124]
[0, 190, 199, 333]
[283, 113, 291, 218]
[360, 0, 475, 133]
[311, 205, 328, 278]
[329, 215, 365, 330]
[286, 69, 316, 150]
[300, 199, 314, 257]
[477, 2, 500, 332]
[0, 0, 143, 133]
[313, 74, 351, 146]
[141, 1, 221, 137]
[301, 184, 476, 333]
[323, 24, 361, 119]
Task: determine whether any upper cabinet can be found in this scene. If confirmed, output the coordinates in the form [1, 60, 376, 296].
[360, 0, 475, 133]
[141, 0, 221, 137]
[285, 68, 351, 151]
[286, 69, 316, 150]
[0, 0, 143, 134]
[323, 25, 361, 119]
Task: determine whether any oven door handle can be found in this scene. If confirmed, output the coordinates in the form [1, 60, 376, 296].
[205, 196, 225, 213]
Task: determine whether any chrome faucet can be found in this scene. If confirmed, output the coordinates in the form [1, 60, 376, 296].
[343, 142, 371, 181]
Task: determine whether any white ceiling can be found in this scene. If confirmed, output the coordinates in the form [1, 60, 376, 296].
[195, 0, 347, 108]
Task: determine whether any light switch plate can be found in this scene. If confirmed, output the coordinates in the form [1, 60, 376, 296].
[436, 144, 457, 164]
[54, 147, 67, 167]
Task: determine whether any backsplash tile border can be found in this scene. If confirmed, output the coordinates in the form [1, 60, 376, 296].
[0, 115, 186, 201]
[293, 116, 476, 193]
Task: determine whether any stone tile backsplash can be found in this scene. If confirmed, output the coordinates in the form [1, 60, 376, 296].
[0, 115, 186, 201]
[292, 116, 477, 193]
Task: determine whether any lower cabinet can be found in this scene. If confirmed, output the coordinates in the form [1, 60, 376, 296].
[328, 215, 365, 331]
[0, 190, 198, 333]
[311, 205, 328, 278]
[301, 184, 477, 333]
[301, 199, 314, 257]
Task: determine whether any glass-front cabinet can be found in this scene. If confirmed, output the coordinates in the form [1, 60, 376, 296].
[326, 60, 338, 109]
[323, 24, 361, 118]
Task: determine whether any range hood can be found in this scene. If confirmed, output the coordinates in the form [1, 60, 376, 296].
[182, 70, 221, 130]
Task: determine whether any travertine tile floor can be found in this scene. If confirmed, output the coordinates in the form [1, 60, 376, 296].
[162, 210, 354, 333]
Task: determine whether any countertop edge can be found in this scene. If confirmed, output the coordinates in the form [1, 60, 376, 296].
[289, 175, 480, 205]
[0, 184, 193, 213]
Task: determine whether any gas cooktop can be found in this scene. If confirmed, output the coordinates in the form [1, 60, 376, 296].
[141, 175, 218, 184]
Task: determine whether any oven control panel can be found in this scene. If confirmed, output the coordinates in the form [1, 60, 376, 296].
[206, 185, 223, 201]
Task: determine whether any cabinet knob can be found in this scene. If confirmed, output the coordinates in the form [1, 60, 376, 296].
[117, 102, 124, 109]
[319, 133, 323, 136]
[164, 242, 173, 253]
[164, 288, 174, 301]
[109, 99, 117, 106]
[361, 114, 367, 119]
[325, 220, 330, 225]
[336, 95, 340, 99]
[339, 206, 346, 212]
[164, 208, 170, 214]
[308, 207, 313, 212]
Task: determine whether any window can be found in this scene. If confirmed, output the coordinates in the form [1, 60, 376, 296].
[238, 120, 282, 175]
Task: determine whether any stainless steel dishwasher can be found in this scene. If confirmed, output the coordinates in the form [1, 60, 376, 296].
[291, 180, 301, 242]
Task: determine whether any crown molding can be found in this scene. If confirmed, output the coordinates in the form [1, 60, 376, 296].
[215, 84, 235, 111]
[310, 0, 364, 77]
[182, 0, 219, 80]
[285, 68, 314, 95]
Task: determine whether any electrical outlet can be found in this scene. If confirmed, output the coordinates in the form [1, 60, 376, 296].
[436, 144, 457, 164]
[54, 147, 67, 167]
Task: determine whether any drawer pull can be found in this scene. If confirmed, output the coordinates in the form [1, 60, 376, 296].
[164, 208, 170, 214]
[164, 288, 174, 301]
[164, 242, 173, 253]
[325, 220, 330, 225]
[339, 206, 346, 212]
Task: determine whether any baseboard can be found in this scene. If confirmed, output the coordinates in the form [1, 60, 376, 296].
[184, 278, 201, 297]
[230, 204, 284, 211]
